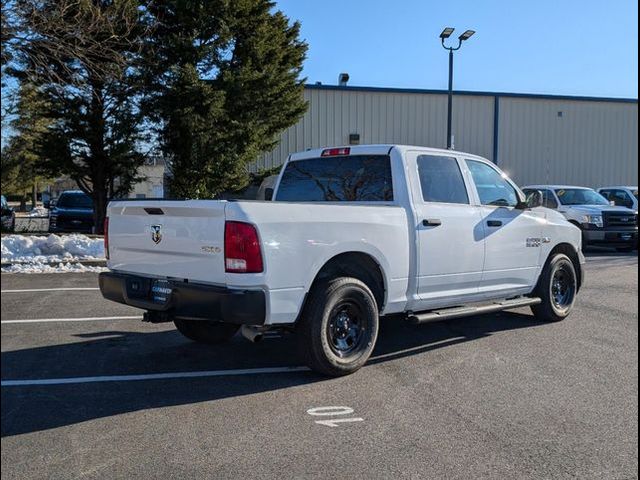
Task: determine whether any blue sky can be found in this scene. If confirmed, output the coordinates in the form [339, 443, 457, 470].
[274, 0, 638, 98]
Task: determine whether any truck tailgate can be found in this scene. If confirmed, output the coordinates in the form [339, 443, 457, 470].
[106, 200, 227, 285]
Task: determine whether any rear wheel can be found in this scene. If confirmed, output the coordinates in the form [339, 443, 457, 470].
[297, 277, 379, 377]
[531, 253, 577, 322]
[173, 318, 240, 345]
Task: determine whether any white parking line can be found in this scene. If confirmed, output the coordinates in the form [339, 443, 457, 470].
[1, 287, 100, 293]
[1, 316, 142, 324]
[1, 366, 310, 386]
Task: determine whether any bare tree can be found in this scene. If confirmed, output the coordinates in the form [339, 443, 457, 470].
[2, 0, 145, 86]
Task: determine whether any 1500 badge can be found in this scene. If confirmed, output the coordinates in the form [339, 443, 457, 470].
[201, 246, 222, 254]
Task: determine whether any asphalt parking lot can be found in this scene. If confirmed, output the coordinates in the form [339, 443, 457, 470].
[1, 251, 638, 479]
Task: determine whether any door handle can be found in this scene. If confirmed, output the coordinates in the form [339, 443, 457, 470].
[422, 218, 442, 227]
[487, 220, 503, 227]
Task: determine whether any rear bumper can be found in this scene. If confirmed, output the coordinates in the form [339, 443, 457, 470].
[99, 271, 265, 325]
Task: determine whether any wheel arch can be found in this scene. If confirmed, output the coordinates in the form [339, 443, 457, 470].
[303, 251, 387, 315]
[544, 242, 583, 291]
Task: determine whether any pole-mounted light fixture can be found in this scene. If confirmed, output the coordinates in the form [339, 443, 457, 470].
[439, 27, 455, 39]
[440, 27, 476, 149]
[458, 30, 475, 41]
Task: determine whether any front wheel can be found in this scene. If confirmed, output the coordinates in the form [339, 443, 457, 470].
[531, 253, 578, 322]
[173, 318, 240, 345]
[297, 277, 379, 377]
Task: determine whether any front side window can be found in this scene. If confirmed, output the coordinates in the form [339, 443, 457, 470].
[276, 155, 393, 202]
[417, 155, 469, 204]
[466, 160, 519, 207]
[555, 189, 609, 206]
[609, 190, 634, 208]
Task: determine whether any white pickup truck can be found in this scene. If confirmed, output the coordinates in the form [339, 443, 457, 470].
[100, 145, 584, 376]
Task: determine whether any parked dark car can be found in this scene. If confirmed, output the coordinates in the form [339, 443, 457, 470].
[1, 195, 16, 232]
[49, 190, 95, 233]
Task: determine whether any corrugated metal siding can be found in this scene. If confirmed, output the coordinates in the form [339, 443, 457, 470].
[498, 98, 638, 187]
[256, 89, 494, 170]
[255, 87, 638, 189]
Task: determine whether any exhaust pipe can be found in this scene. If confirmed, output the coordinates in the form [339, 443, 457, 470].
[241, 325, 265, 343]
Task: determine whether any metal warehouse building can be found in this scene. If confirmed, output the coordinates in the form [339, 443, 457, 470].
[257, 84, 638, 188]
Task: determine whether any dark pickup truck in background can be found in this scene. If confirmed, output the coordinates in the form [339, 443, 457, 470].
[48, 190, 95, 233]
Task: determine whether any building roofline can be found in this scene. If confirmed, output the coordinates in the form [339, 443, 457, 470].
[304, 83, 638, 104]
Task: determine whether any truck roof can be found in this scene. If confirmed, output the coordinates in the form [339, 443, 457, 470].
[289, 144, 488, 162]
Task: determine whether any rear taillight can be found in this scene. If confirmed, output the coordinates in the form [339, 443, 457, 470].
[224, 221, 263, 273]
[103, 217, 109, 260]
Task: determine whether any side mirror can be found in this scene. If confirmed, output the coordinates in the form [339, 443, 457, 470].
[43, 201, 50, 209]
[610, 201, 616, 206]
[264, 188, 274, 201]
[524, 190, 544, 209]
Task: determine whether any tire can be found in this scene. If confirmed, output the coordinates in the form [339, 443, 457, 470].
[531, 253, 578, 322]
[173, 318, 240, 345]
[297, 277, 379, 377]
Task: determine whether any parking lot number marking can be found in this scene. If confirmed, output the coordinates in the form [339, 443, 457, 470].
[307, 406, 364, 427]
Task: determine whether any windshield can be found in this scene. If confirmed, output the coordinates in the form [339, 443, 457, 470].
[56, 192, 93, 209]
[555, 188, 609, 206]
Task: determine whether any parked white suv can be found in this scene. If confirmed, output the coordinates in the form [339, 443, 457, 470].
[100, 145, 585, 376]
[523, 185, 638, 252]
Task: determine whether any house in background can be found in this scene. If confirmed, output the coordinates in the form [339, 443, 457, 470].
[46, 156, 166, 200]
[128, 156, 166, 199]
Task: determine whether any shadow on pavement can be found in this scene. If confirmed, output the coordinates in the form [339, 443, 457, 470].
[2, 310, 544, 437]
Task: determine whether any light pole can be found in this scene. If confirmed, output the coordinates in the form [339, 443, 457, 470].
[440, 27, 475, 149]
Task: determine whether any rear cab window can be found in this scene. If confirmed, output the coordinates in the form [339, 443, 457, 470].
[275, 155, 394, 202]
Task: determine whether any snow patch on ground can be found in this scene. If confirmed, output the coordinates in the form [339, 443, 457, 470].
[1, 261, 108, 274]
[27, 206, 49, 217]
[1, 234, 106, 273]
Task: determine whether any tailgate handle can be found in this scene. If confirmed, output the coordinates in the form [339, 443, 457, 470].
[144, 207, 165, 215]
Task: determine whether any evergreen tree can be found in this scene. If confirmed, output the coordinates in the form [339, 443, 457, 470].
[143, 0, 308, 198]
[27, 0, 148, 232]
[1, 82, 52, 208]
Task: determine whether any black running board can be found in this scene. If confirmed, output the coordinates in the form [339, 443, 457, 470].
[408, 297, 542, 324]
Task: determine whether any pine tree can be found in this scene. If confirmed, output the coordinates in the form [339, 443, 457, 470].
[1, 82, 52, 208]
[27, 0, 148, 233]
[143, 0, 308, 198]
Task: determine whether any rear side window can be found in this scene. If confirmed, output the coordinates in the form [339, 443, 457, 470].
[417, 155, 469, 204]
[276, 155, 393, 202]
